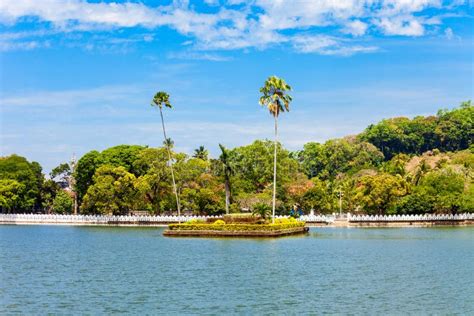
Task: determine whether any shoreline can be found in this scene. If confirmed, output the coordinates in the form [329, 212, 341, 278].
[1, 214, 473, 228]
[1, 221, 473, 228]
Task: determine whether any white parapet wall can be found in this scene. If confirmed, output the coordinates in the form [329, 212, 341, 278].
[0, 213, 473, 227]
[347, 213, 474, 222]
[0, 214, 220, 226]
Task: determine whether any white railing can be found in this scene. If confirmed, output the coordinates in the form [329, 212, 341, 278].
[297, 215, 336, 223]
[1, 213, 473, 225]
[0, 214, 221, 225]
[347, 213, 474, 222]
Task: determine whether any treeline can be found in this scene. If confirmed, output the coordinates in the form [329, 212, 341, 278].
[1, 102, 472, 215]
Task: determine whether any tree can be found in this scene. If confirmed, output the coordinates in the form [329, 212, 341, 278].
[0, 155, 44, 212]
[74, 146, 145, 206]
[359, 102, 473, 159]
[219, 144, 233, 214]
[50, 159, 78, 214]
[82, 166, 138, 215]
[299, 138, 384, 180]
[41, 179, 61, 213]
[230, 140, 299, 198]
[355, 173, 408, 214]
[301, 178, 333, 214]
[0, 179, 25, 213]
[193, 146, 209, 161]
[151, 91, 181, 218]
[419, 169, 465, 213]
[75, 150, 101, 202]
[252, 202, 271, 220]
[133, 147, 172, 214]
[50, 163, 71, 188]
[52, 190, 73, 214]
[259, 76, 292, 223]
[181, 173, 224, 215]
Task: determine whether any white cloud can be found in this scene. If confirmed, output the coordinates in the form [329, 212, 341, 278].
[0, 84, 147, 108]
[374, 16, 425, 36]
[168, 51, 232, 61]
[0, 0, 467, 54]
[292, 35, 378, 56]
[342, 20, 369, 36]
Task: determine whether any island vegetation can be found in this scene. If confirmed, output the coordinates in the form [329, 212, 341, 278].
[1, 101, 472, 216]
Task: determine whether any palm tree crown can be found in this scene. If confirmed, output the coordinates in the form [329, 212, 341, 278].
[151, 91, 172, 109]
[193, 145, 209, 160]
[259, 76, 292, 117]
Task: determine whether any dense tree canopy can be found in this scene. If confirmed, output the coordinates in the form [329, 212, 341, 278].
[360, 101, 473, 159]
[0, 155, 43, 212]
[1, 102, 472, 215]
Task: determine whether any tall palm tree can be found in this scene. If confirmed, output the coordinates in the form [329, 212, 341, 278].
[259, 76, 292, 223]
[193, 145, 209, 160]
[151, 91, 181, 218]
[219, 144, 233, 214]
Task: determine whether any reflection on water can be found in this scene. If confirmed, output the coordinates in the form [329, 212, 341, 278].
[1, 226, 473, 314]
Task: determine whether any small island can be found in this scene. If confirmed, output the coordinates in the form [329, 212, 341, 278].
[164, 214, 308, 237]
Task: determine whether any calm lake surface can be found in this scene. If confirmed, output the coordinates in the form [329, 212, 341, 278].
[1, 226, 473, 315]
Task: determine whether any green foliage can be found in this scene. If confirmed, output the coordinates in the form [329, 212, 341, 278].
[259, 76, 292, 117]
[213, 219, 225, 225]
[0, 155, 43, 212]
[230, 140, 299, 194]
[52, 190, 73, 214]
[2, 102, 471, 216]
[222, 213, 260, 224]
[75, 145, 145, 203]
[151, 91, 172, 109]
[274, 217, 297, 224]
[360, 101, 473, 159]
[394, 192, 434, 214]
[82, 165, 138, 215]
[41, 179, 61, 212]
[252, 202, 271, 219]
[355, 173, 408, 214]
[301, 178, 334, 214]
[0, 179, 25, 212]
[50, 163, 71, 186]
[169, 222, 305, 231]
[298, 138, 384, 179]
[193, 146, 209, 160]
[418, 169, 465, 213]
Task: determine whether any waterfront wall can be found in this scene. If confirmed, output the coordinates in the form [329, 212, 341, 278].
[0, 213, 473, 227]
[0, 214, 219, 226]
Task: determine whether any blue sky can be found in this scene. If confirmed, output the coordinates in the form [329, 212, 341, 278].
[0, 0, 473, 173]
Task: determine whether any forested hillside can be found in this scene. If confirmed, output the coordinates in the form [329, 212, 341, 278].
[1, 102, 472, 215]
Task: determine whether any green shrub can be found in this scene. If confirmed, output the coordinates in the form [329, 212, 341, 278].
[186, 219, 206, 224]
[274, 217, 297, 224]
[168, 222, 305, 232]
[252, 203, 271, 219]
[213, 219, 225, 225]
[223, 213, 260, 224]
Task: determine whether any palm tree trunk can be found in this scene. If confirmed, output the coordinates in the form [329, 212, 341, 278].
[225, 178, 230, 214]
[272, 114, 278, 224]
[159, 107, 181, 220]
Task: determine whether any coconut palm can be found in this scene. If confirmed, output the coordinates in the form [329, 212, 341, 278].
[193, 145, 209, 160]
[151, 91, 181, 218]
[219, 144, 233, 214]
[163, 137, 174, 149]
[259, 76, 292, 223]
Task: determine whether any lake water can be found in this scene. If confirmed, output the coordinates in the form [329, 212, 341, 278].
[1, 226, 473, 315]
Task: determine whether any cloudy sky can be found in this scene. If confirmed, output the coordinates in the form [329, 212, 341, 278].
[0, 0, 473, 172]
